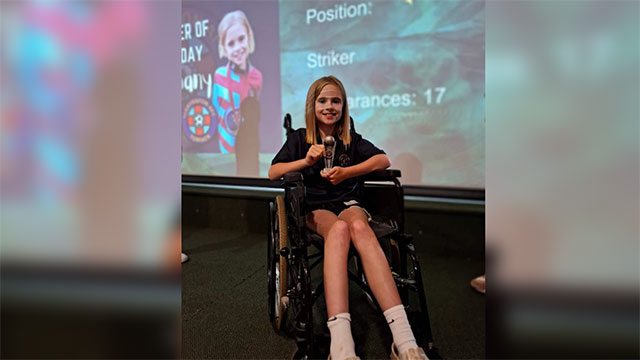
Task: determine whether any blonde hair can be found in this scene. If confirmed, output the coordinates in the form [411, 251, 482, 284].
[217, 10, 255, 59]
[304, 76, 351, 146]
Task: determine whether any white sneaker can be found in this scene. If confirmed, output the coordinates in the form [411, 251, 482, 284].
[181, 253, 189, 263]
[390, 343, 429, 360]
[328, 356, 360, 360]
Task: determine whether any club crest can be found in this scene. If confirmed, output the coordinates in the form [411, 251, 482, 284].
[183, 98, 216, 143]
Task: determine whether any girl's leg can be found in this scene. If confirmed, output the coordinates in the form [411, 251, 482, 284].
[307, 209, 358, 360]
[338, 207, 424, 358]
[307, 209, 351, 317]
[337, 206, 401, 310]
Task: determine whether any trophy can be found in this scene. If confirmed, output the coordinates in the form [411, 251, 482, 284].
[322, 135, 336, 173]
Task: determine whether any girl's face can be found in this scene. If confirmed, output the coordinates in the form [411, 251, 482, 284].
[314, 84, 343, 130]
[224, 23, 249, 70]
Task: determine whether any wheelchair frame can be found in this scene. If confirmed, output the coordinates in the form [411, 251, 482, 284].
[267, 115, 441, 359]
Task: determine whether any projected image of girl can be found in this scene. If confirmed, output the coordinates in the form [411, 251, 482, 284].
[212, 10, 263, 154]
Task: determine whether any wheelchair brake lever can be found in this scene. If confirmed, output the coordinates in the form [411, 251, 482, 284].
[392, 272, 417, 289]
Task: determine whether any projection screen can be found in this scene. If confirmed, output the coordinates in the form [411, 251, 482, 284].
[181, 0, 484, 188]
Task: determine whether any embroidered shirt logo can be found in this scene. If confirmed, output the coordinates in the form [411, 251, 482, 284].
[338, 153, 350, 166]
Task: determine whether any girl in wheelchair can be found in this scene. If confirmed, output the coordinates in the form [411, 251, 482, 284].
[269, 76, 428, 360]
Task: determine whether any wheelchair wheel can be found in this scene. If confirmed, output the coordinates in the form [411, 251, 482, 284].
[268, 195, 289, 331]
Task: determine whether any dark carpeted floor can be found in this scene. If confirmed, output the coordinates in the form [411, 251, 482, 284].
[182, 223, 484, 359]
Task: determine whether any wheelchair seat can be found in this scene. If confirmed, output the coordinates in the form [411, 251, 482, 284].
[267, 115, 441, 359]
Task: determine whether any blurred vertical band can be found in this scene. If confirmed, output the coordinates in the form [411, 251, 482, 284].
[487, 0, 639, 358]
[1, 0, 182, 358]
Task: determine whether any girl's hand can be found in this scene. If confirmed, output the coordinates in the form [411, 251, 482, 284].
[304, 145, 325, 166]
[320, 166, 349, 185]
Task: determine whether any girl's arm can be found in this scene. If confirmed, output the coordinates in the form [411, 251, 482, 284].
[268, 158, 309, 180]
[268, 144, 325, 180]
[346, 153, 391, 177]
[321, 153, 390, 185]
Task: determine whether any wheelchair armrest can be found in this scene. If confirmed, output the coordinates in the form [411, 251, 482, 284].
[283, 172, 303, 183]
[360, 169, 401, 182]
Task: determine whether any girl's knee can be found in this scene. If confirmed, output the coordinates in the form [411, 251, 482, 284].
[326, 220, 350, 249]
[350, 220, 378, 252]
[349, 218, 372, 238]
[330, 219, 349, 236]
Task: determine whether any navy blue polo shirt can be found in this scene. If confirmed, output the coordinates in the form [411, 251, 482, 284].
[271, 128, 385, 208]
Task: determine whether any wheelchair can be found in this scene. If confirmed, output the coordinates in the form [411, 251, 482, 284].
[267, 114, 441, 359]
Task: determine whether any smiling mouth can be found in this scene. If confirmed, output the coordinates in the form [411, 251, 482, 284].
[232, 49, 245, 59]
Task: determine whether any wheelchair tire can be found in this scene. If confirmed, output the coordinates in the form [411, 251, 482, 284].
[268, 195, 289, 332]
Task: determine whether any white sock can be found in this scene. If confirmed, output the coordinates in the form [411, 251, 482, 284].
[384, 304, 418, 355]
[327, 313, 356, 360]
